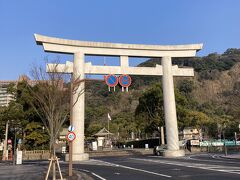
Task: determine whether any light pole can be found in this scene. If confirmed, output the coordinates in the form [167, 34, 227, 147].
[2, 120, 9, 161]
[42, 126, 45, 150]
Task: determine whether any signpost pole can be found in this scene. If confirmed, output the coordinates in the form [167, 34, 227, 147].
[69, 80, 73, 177]
[108, 117, 110, 140]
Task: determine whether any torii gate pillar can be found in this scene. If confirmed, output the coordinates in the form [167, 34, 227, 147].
[72, 52, 89, 160]
[34, 34, 202, 160]
[162, 56, 184, 157]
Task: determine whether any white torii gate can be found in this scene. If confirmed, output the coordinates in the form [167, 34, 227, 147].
[34, 34, 203, 161]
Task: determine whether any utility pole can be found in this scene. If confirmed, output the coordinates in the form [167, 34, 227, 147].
[2, 120, 9, 160]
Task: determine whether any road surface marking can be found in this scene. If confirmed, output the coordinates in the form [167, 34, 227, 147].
[130, 158, 240, 175]
[92, 172, 107, 180]
[187, 154, 240, 165]
[77, 168, 106, 180]
[92, 159, 172, 178]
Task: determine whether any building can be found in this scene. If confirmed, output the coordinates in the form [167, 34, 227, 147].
[0, 75, 39, 107]
[0, 80, 16, 106]
[180, 127, 202, 140]
[93, 128, 113, 149]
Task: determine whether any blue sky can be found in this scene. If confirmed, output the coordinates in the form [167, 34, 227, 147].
[0, 0, 240, 80]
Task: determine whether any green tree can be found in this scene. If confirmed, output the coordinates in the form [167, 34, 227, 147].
[24, 122, 49, 150]
[135, 83, 164, 134]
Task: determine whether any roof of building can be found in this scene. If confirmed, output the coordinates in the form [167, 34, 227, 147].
[94, 127, 113, 137]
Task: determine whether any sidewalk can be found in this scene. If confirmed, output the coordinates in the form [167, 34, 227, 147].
[221, 154, 240, 159]
[0, 161, 90, 180]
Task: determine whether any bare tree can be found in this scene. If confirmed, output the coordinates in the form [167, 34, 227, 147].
[28, 62, 83, 180]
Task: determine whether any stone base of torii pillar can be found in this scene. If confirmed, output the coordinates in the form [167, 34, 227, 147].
[163, 150, 185, 157]
[72, 154, 89, 161]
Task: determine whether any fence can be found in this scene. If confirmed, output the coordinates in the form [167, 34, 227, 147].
[23, 150, 50, 160]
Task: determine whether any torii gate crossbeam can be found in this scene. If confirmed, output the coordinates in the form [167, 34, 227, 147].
[34, 34, 203, 161]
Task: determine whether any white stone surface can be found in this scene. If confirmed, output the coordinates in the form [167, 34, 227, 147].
[163, 149, 185, 157]
[35, 34, 203, 51]
[65, 153, 89, 161]
[120, 56, 129, 67]
[72, 52, 88, 161]
[35, 34, 202, 57]
[162, 56, 180, 152]
[47, 62, 194, 77]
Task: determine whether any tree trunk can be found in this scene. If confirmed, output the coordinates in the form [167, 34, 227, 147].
[52, 145, 56, 180]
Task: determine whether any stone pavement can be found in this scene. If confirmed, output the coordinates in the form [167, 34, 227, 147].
[0, 163, 45, 180]
[223, 154, 240, 159]
[0, 161, 90, 180]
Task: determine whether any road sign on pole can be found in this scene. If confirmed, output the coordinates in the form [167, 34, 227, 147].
[119, 74, 131, 87]
[68, 125, 75, 132]
[105, 74, 118, 91]
[119, 74, 131, 92]
[66, 132, 76, 141]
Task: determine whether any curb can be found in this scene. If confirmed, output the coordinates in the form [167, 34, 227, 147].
[219, 155, 240, 160]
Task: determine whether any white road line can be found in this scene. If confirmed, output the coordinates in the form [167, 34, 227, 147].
[77, 168, 106, 180]
[91, 172, 107, 180]
[187, 154, 240, 165]
[92, 159, 172, 178]
[117, 164, 172, 178]
[130, 158, 240, 175]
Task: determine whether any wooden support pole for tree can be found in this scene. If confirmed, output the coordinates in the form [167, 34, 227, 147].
[56, 157, 63, 179]
[45, 156, 63, 180]
[45, 158, 53, 180]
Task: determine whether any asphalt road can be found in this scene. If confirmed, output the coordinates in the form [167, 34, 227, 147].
[74, 154, 240, 180]
[1, 153, 240, 179]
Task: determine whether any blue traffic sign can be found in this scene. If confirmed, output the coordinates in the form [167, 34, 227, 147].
[68, 125, 75, 132]
[105, 74, 118, 87]
[119, 75, 131, 87]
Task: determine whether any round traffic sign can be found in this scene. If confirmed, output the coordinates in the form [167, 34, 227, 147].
[119, 75, 132, 87]
[105, 74, 118, 87]
[68, 125, 75, 132]
[66, 132, 76, 141]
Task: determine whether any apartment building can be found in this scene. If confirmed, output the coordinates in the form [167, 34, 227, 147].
[0, 80, 16, 106]
[0, 75, 37, 107]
